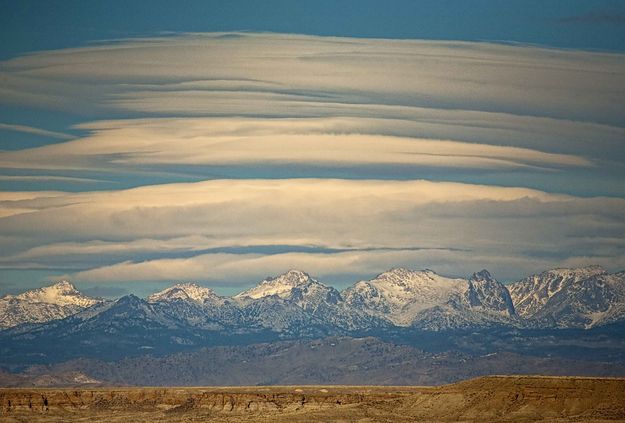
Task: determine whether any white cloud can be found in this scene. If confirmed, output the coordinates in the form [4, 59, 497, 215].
[68, 250, 486, 284]
[70, 248, 625, 286]
[2, 33, 624, 124]
[0, 33, 624, 286]
[0, 179, 623, 282]
[0, 33, 622, 196]
[0, 117, 592, 172]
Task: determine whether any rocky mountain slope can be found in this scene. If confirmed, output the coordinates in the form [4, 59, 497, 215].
[235, 270, 387, 332]
[508, 266, 625, 328]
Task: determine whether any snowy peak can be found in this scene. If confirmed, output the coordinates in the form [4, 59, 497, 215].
[234, 270, 316, 300]
[366, 268, 456, 293]
[374, 267, 436, 283]
[343, 268, 467, 326]
[0, 281, 102, 329]
[369, 267, 465, 295]
[148, 283, 218, 304]
[343, 267, 520, 328]
[377, 267, 417, 278]
[10, 280, 100, 308]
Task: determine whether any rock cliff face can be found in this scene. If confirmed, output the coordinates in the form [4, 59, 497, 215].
[1, 376, 625, 422]
[464, 270, 516, 317]
[0, 387, 368, 414]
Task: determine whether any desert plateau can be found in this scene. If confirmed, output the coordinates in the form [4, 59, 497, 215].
[2, 376, 625, 422]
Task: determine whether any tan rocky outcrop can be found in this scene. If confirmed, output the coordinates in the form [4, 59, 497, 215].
[1, 376, 624, 422]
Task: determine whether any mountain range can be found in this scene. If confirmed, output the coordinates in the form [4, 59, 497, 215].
[2, 266, 625, 334]
[2, 265, 625, 381]
[2, 266, 624, 333]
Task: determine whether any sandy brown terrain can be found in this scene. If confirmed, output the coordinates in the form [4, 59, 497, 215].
[1, 375, 625, 422]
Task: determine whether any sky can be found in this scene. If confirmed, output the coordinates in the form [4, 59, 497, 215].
[1, 1, 624, 298]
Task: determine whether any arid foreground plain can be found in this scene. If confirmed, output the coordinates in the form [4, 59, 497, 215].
[1, 376, 625, 422]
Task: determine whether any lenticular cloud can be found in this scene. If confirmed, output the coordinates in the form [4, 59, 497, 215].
[0, 33, 624, 284]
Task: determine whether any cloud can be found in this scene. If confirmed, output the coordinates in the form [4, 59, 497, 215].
[0, 117, 592, 173]
[2, 33, 625, 125]
[0, 33, 623, 196]
[0, 123, 74, 140]
[4, 236, 214, 261]
[70, 248, 625, 286]
[0, 33, 624, 286]
[0, 178, 623, 282]
[0, 191, 66, 218]
[68, 250, 497, 284]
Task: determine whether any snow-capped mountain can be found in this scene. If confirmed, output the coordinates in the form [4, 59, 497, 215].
[342, 268, 463, 326]
[341, 268, 516, 329]
[148, 283, 243, 330]
[148, 283, 220, 304]
[508, 266, 625, 328]
[1, 294, 218, 362]
[10, 280, 99, 308]
[0, 281, 101, 329]
[234, 270, 383, 332]
[3, 266, 625, 368]
[71, 294, 185, 332]
[234, 270, 342, 315]
[407, 270, 519, 330]
[146, 276, 331, 334]
[3, 266, 625, 337]
[234, 270, 319, 300]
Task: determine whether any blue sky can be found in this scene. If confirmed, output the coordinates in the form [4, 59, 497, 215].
[1, 1, 624, 298]
[3, 0, 625, 58]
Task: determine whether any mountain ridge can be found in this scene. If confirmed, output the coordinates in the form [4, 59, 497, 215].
[2, 266, 625, 334]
